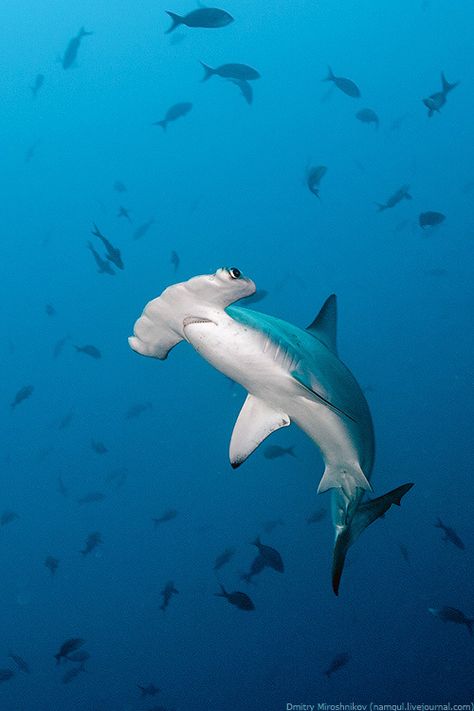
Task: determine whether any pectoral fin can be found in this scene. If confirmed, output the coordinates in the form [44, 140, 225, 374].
[229, 394, 290, 468]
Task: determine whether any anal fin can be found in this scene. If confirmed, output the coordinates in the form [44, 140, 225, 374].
[229, 394, 290, 468]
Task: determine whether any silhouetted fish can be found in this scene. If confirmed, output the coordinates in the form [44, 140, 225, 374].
[53, 335, 69, 358]
[54, 638, 85, 664]
[78, 491, 106, 505]
[87, 241, 115, 275]
[252, 536, 284, 572]
[240, 553, 266, 584]
[171, 250, 180, 271]
[61, 27, 93, 69]
[62, 665, 85, 683]
[429, 606, 473, 635]
[263, 444, 296, 460]
[1, 510, 19, 526]
[91, 440, 107, 454]
[117, 206, 132, 222]
[133, 218, 155, 240]
[81, 532, 102, 556]
[165, 8, 233, 33]
[324, 67, 360, 97]
[138, 682, 160, 697]
[153, 103, 192, 131]
[200, 62, 260, 82]
[160, 581, 178, 611]
[434, 518, 465, 550]
[91, 224, 124, 269]
[8, 653, 30, 674]
[214, 584, 255, 610]
[356, 108, 379, 128]
[153, 509, 178, 527]
[30, 73, 44, 98]
[45, 555, 59, 575]
[419, 211, 445, 228]
[324, 652, 350, 677]
[10, 385, 34, 410]
[0, 669, 15, 682]
[306, 165, 327, 198]
[423, 72, 459, 117]
[376, 185, 412, 211]
[213, 547, 236, 571]
[126, 402, 152, 419]
[74, 344, 101, 359]
[45, 303, 56, 316]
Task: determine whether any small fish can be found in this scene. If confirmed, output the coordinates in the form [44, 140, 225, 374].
[240, 553, 266, 584]
[113, 180, 127, 193]
[200, 62, 260, 82]
[165, 8, 234, 33]
[263, 444, 296, 460]
[54, 638, 85, 664]
[62, 665, 85, 684]
[429, 607, 473, 635]
[324, 652, 351, 677]
[45, 556, 59, 575]
[171, 250, 180, 271]
[153, 509, 178, 527]
[324, 67, 360, 98]
[87, 241, 115, 275]
[81, 532, 102, 556]
[306, 165, 327, 198]
[8, 653, 30, 674]
[58, 410, 74, 430]
[214, 584, 255, 611]
[356, 108, 379, 128]
[53, 335, 69, 358]
[419, 211, 445, 228]
[153, 103, 193, 131]
[252, 536, 284, 572]
[45, 303, 56, 316]
[91, 440, 107, 454]
[398, 543, 410, 564]
[30, 73, 44, 98]
[62, 27, 92, 69]
[227, 78, 253, 105]
[10, 385, 34, 410]
[434, 518, 465, 550]
[376, 185, 412, 211]
[160, 581, 179, 611]
[117, 206, 132, 222]
[91, 224, 124, 269]
[242, 289, 268, 305]
[66, 650, 90, 664]
[262, 518, 284, 534]
[1, 510, 19, 526]
[78, 491, 106, 505]
[0, 669, 15, 682]
[133, 218, 155, 241]
[74, 344, 101, 359]
[306, 508, 327, 524]
[137, 683, 160, 697]
[213, 547, 236, 571]
[125, 401, 152, 419]
[423, 73, 459, 117]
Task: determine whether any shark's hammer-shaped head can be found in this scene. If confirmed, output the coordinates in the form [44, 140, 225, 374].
[128, 267, 255, 359]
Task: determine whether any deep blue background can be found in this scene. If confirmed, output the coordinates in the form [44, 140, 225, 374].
[1, 0, 473, 709]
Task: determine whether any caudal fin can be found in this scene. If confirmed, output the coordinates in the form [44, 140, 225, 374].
[200, 62, 214, 81]
[441, 72, 459, 94]
[79, 27, 93, 37]
[154, 120, 167, 131]
[331, 482, 414, 595]
[325, 66, 335, 82]
[214, 584, 227, 598]
[165, 11, 183, 33]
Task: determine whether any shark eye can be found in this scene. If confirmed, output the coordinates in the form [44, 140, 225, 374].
[228, 267, 241, 280]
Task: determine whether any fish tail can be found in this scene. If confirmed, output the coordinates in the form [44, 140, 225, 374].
[332, 482, 414, 595]
[79, 27, 93, 37]
[155, 120, 167, 131]
[199, 62, 214, 81]
[287, 446, 297, 458]
[214, 584, 227, 598]
[325, 66, 335, 82]
[441, 72, 458, 94]
[165, 11, 183, 33]
[54, 653, 61, 665]
[251, 535, 261, 547]
[434, 517, 443, 528]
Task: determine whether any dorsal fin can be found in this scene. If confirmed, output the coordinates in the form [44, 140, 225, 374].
[306, 294, 337, 354]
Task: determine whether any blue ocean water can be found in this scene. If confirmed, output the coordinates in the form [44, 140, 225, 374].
[1, 0, 473, 709]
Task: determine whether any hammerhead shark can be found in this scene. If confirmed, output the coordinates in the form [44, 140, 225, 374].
[129, 267, 413, 594]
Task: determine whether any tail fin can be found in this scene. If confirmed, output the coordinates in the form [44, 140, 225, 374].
[214, 584, 227, 598]
[287, 446, 296, 458]
[165, 11, 183, 33]
[332, 482, 414, 595]
[441, 72, 458, 94]
[325, 66, 335, 82]
[154, 120, 167, 131]
[79, 27, 93, 37]
[54, 653, 61, 665]
[252, 536, 261, 547]
[434, 517, 443, 529]
[200, 62, 214, 81]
